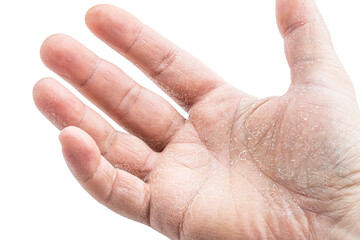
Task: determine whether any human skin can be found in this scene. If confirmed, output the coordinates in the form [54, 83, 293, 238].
[33, 0, 360, 239]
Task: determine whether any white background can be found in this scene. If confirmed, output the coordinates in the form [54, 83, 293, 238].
[1, 0, 359, 239]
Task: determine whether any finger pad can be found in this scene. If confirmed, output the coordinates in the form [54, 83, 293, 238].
[33, 78, 83, 129]
[60, 127, 100, 182]
[85, 4, 139, 51]
[40, 34, 97, 84]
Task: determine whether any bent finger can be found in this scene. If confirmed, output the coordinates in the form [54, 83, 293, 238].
[40, 34, 184, 151]
[34, 78, 156, 178]
[59, 126, 151, 224]
[85, 4, 226, 109]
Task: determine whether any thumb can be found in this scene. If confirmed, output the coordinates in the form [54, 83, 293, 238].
[276, 0, 352, 92]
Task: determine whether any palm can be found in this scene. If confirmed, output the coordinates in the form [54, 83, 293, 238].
[34, 1, 360, 239]
[149, 83, 359, 239]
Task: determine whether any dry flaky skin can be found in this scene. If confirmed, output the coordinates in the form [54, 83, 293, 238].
[33, 0, 360, 239]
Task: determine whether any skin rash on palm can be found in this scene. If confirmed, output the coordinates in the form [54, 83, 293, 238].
[33, 0, 360, 239]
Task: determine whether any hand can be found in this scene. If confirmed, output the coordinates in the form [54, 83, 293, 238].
[33, 1, 360, 239]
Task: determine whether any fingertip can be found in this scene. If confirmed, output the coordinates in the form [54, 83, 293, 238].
[85, 4, 139, 50]
[276, 0, 319, 37]
[33, 77, 52, 100]
[85, 4, 112, 24]
[40, 33, 98, 85]
[40, 34, 76, 76]
[40, 34, 69, 66]
[85, 5, 98, 28]
[58, 126, 72, 143]
[33, 78, 83, 129]
[59, 126, 101, 182]
[59, 126, 96, 152]
[59, 125, 78, 139]
[33, 77, 59, 114]
[85, 4, 116, 31]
